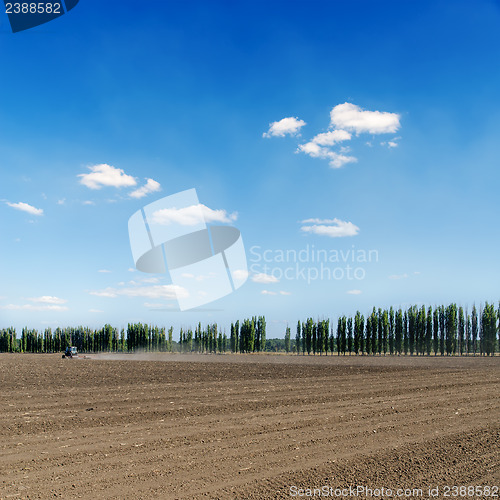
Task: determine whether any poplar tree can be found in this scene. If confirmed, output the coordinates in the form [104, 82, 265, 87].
[439, 306, 446, 356]
[347, 317, 353, 355]
[296, 321, 301, 355]
[426, 306, 433, 355]
[458, 306, 465, 355]
[284, 326, 291, 353]
[388, 307, 395, 355]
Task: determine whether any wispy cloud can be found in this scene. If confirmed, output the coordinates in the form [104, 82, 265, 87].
[98, 269, 111, 273]
[0, 304, 68, 311]
[300, 218, 359, 237]
[26, 296, 67, 304]
[89, 284, 188, 300]
[252, 273, 279, 284]
[129, 178, 161, 199]
[388, 273, 409, 280]
[150, 204, 237, 226]
[6, 201, 43, 216]
[78, 164, 137, 190]
[261, 290, 277, 295]
[347, 289, 362, 295]
[297, 141, 357, 169]
[179, 272, 217, 282]
[263, 117, 306, 138]
[232, 269, 249, 281]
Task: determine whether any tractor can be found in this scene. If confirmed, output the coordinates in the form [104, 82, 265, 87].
[62, 346, 78, 358]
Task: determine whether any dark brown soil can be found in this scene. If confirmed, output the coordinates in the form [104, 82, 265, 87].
[0, 353, 498, 499]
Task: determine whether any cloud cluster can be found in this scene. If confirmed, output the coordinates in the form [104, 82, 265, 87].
[264, 102, 401, 169]
[0, 295, 69, 311]
[300, 218, 359, 238]
[78, 164, 161, 199]
[151, 204, 237, 226]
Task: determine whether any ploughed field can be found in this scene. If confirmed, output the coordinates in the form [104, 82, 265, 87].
[0, 353, 499, 499]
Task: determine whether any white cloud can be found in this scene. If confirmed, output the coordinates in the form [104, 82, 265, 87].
[263, 117, 306, 138]
[78, 164, 137, 190]
[413, 271, 421, 275]
[98, 269, 111, 273]
[300, 218, 359, 237]
[128, 268, 136, 272]
[301, 218, 339, 224]
[310, 129, 351, 146]
[144, 302, 167, 308]
[279, 291, 292, 295]
[140, 277, 160, 283]
[89, 309, 104, 313]
[26, 296, 67, 305]
[0, 304, 68, 311]
[264, 103, 402, 171]
[89, 284, 188, 300]
[252, 273, 279, 284]
[129, 178, 161, 199]
[179, 272, 217, 281]
[89, 288, 118, 298]
[297, 141, 357, 169]
[381, 136, 401, 148]
[261, 290, 277, 295]
[330, 103, 401, 134]
[347, 289, 362, 295]
[150, 204, 237, 226]
[388, 273, 409, 280]
[232, 269, 249, 281]
[82, 200, 95, 206]
[57, 198, 66, 205]
[6, 201, 43, 216]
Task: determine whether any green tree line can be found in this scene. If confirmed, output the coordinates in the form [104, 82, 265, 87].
[293, 302, 499, 356]
[1, 302, 498, 355]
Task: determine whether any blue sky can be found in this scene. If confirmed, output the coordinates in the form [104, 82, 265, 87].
[1, 0, 499, 338]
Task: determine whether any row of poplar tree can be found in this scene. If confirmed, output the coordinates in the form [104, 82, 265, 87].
[1, 304, 498, 355]
[0, 316, 267, 354]
[286, 302, 499, 356]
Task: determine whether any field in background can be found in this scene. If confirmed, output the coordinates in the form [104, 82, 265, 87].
[1, 354, 499, 499]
